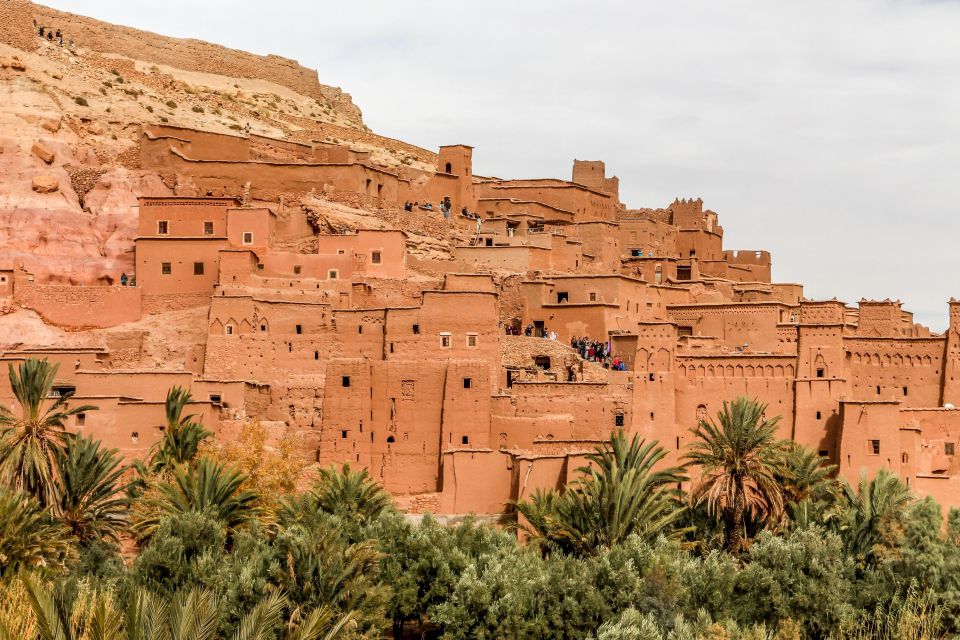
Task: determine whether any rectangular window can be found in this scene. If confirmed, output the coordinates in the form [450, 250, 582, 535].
[677, 326, 693, 337]
[440, 333, 451, 348]
[161, 262, 171, 275]
[193, 262, 204, 275]
[412, 324, 420, 334]
[615, 414, 625, 427]
[371, 251, 382, 264]
[869, 439, 880, 455]
[342, 376, 350, 387]
[467, 333, 477, 347]
[295, 324, 302, 335]
[341, 430, 348, 439]
[242, 232, 253, 245]
[203, 221, 214, 235]
[328, 269, 339, 280]
[76, 413, 85, 426]
[293, 265, 302, 275]
[463, 377, 472, 389]
[816, 368, 824, 378]
[157, 220, 168, 235]
[589, 292, 597, 302]
[816, 411, 822, 420]
[947, 442, 956, 456]
[677, 265, 692, 280]
[461, 435, 469, 445]
[209, 394, 222, 405]
[557, 292, 569, 303]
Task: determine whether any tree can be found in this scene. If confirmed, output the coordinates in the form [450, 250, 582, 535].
[50, 435, 129, 545]
[134, 387, 211, 486]
[686, 397, 788, 553]
[132, 457, 260, 541]
[0, 486, 76, 578]
[839, 469, 913, 568]
[310, 463, 393, 526]
[778, 443, 841, 530]
[514, 432, 686, 556]
[3, 576, 357, 640]
[0, 359, 96, 506]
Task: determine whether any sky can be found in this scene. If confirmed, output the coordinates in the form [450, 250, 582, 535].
[43, 0, 960, 330]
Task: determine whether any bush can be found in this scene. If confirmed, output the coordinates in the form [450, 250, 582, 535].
[192, 105, 204, 113]
[165, 100, 177, 109]
[74, 96, 88, 106]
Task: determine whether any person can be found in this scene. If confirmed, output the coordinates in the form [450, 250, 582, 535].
[46, 30, 53, 41]
[524, 324, 533, 337]
[55, 29, 62, 45]
[244, 122, 251, 134]
[549, 331, 557, 341]
[38, 26, 45, 37]
[120, 272, 128, 286]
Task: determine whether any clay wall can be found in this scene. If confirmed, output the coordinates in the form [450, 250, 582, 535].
[575, 221, 621, 269]
[315, 230, 407, 279]
[227, 208, 274, 248]
[856, 300, 905, 337]
[13, 270, 141, 329]
[477, 181, 615, 222]
[844, 338, 944, 407]
[478, 198, 576, 223]
[618, 217, 677, 259]
[137, 196, 236, 238]
[438, 449, 514, 514]
[668, 302, 785, 352]
[838, 401, 902, 481]
[572, 160, 619, 200]
[135, 237, 227, 296]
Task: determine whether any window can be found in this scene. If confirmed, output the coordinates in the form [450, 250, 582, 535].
[557, 292, 569, 303]
[816, 411, 822, 420]
[412, 324, 420, 334]
[342, 376, 350, 387]
[903, 386, 908, 396]
[371, 251, 382, 264]
[467, 333, 477, 347]
[293, 265, 302, 275]
[677, 326, 693, 337]
[203, 221, 214, 235]
[157, 220, 168, 235]
[463, 377, 472, 389]
[440, 333, 451, 348]
[341, 430, 348, 439]
[225, 324, 234, 335]
[876, 385, 881, 395]
[819, 450, 829, 457]
[649, 373, 655, 381]
[242, 232, 253, 245]
[193, 262, 204, 275]
[445, 162, 452, 173]
[534, 356, 551, 370]
[328, 269, 339, 280]
[816, 368, 824, 378]
[131, 432, 139, 443]
[256, 263, 264, 271]
[869, 440, 881, 455]
[589, 292, 597, 302]
[76, 413, 85, 426]
[209, 394, 222, 405]
[630, 249, 642, 257]
[260, 323, 267, 332]
[160, 262, 172, 275]
[387, 435, 395, 443]
[615, 413, 625, 427]
[295, 324, 302, 334]
[947, 442, 956, 456]
[677, 265, 692, 280]
[314, 351, 319, 360]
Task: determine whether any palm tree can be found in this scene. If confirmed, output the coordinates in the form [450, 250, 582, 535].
[779, 443, 842, 530]
[4, 577, 357, 640]
[50, 435, 130, 544]
[685, 397, 788, 553]
[149, 386, 212, 472]
[514, 431, 687, 555]
[132, 457, 260, 541]
[839, 468, 913, 566]
[0, 486, 76, 578]
[0, 358, 96, 506]
[311, 463, 393, 525]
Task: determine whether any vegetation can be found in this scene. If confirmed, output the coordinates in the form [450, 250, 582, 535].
[0, 364, 957, 639]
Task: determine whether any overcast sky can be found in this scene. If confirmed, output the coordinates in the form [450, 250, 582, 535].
[45, 0, 960, 330]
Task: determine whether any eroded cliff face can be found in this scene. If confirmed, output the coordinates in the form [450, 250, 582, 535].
[0, 0, 373, 286]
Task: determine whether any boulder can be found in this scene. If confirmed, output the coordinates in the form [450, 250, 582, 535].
[31, 176, 59, 193]
[41, 118, 61, 133]
[31, 142, 55, 164]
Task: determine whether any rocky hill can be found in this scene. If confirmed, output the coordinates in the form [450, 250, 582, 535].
[0, 0, 438, 288]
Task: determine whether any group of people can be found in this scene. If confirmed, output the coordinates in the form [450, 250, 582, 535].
[571, 336, 627, 371]
[401, 201, 472, 222]
[37, 25, 74, 49]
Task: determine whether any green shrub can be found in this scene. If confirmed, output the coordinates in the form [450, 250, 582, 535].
[74, 96, 88, 106]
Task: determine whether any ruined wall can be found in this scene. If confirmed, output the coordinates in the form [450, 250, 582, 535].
[13, 270, 141, 328]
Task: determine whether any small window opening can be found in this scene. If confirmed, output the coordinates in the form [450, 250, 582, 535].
[946, 442, 956, 456]
[76, 413, 85, 426]
[328, 269, 338, 280]
[463, 377, 472, 389]
[819, 450, 829, 457]
[293, 265, 302, 275]
[341, 430, 348, 439]
[157, 220, 168, 235]
[131, 431, 138, 443]
[589, 292, 597, 302]
[209, 394, 222, 405]
[876, 385, 881, 394]
[903, 386, 908, 396]
[869, 439, 881, 455]
[816, 411, 822, 420]
[440, 333, 451, 348]
[412, 324, 420, 334]
[557, 292, 569, 303]
[193, 262, 204, 275]
[387, 435, 395, 443]
[242, 232, 253, 245]
[161, 262, 171, 275]
[295, 324, 302, 334]
[649, 372, 655, 381]
[314, 351, 319, 360]
[461, 435, 469, 445]
[445, 162, 453, 173]
[342, 376, 350, 387]
[203, 221, 213, 235]
[467, 334, 477, 347]
[371, 251, 382, 264]
[816, 368, 824, 378]
[614, 413, 625, 427]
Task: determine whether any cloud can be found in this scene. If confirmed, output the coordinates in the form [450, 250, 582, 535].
[45, 0, 960, 329]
